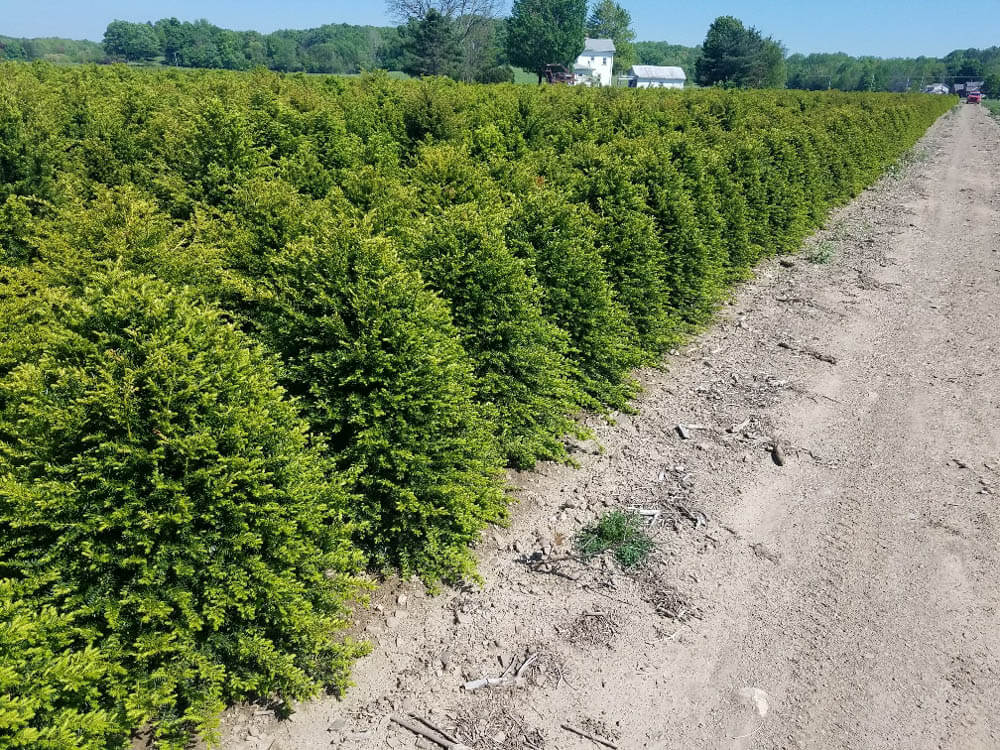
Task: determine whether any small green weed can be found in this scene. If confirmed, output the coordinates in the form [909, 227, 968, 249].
[575, 511, 654, 568]
[807, 240, 836, 264]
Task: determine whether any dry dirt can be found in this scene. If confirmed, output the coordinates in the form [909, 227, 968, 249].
[216, 103, 1000, 750]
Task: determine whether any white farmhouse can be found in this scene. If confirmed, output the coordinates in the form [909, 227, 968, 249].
[574, 38, 615, 87]
[630, 65, 687, 89]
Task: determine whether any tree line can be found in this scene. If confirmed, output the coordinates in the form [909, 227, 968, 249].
[2, 3, 998, 92]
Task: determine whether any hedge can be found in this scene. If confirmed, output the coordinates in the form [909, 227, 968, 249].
[0, 61, 954, 746]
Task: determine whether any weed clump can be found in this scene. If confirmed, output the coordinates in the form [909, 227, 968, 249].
[575, 511, 654, 569]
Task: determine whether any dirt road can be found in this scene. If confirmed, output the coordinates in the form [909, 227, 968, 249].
[218, 103, 1000, 750]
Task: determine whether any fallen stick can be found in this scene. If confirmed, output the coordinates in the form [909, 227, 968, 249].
[560, 723, 619, 749]
[408, 713, 460, 745]
[390, 714, 471, 749]
[463, 653, 538, 691]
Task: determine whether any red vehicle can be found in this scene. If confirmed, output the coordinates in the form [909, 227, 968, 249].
[967, 92, 982, 103]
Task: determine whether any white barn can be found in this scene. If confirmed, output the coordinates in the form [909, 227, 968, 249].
[630, 65, 686, 89]
[574, 38, 615, 87]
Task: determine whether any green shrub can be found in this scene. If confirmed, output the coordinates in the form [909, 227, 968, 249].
[505, 191, 642, 410]
[0, 269, 367, 747]
[242, 226, 510, 582]
[402, 205, 587, 467]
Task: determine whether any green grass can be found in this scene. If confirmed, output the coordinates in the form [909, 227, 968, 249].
[984, 99, 1000, 117]
[575, 511, 654, 568]
[513, 67, 538, 84]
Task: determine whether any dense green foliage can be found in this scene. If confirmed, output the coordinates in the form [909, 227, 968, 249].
[0, 61, 951, 746]
[0, 35, 104, 64]
[0, 580, 124, 749]
[635, 40, 701, 73]
[0, 269, 367, 747]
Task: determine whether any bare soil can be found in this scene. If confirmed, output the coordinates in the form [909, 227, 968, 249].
[216, 104, 1000, 750]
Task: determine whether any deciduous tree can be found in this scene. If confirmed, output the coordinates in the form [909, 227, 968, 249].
[506, 0, 587, 83]
[102, 20, 162, 61]
[587, 0, 636, 74]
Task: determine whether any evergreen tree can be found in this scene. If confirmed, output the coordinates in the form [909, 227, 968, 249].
[0, 268, 366, 747]
[399, 9, 462, 78]
[695, 16, 786, 88]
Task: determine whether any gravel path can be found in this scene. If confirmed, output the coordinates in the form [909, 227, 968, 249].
[214, 103, 1000, 750]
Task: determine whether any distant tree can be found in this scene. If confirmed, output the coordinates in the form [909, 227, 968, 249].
[267, 34, 301, 72]
[695, 16, 785, 88]
[634, 40, 701, 73]
[957, 59, 985, 79]
[0, 37, 28, 61]
[983, 74, 1000, 97]
[398, 9, 462, 77]
[386, 0, 503, 76]
[102, 20, 162, 61]
[586, 0, 636, 74]
[506, 0, 587, 83]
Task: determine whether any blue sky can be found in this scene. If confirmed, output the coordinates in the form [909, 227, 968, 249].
[1, 0, 997, 58]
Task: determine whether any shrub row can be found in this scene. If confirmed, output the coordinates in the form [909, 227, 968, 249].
[0, 62, 953, 747]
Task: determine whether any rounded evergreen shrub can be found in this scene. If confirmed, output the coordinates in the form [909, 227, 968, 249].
[505, 191, 642, 410]
[402, 205, 587, 468]
[0, 269, 366, 747]
[244, 226, 510, 582]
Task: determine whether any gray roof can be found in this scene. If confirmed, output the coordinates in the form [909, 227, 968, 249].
[582, 38, 616, 54]
[631, 65, 687, 80]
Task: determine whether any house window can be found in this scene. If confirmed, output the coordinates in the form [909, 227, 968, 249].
[602, 57, 607, 65]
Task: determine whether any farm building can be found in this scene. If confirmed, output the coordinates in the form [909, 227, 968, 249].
[953, 81, 984, 96]
[574, 38, 615, 86]
[629, 65, 687, 89]
[922, 83, 950, 94]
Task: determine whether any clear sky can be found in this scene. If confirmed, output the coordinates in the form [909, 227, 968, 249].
[1, 0, 997, 58]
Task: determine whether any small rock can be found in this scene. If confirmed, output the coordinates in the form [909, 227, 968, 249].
[676, 424, 692, 440]
[779, 257, 795, 267]
[330, 718, 347, 732]
[772, 444, 786, 466]
[513, 540, 526, 554]
[397, 594, 408, 607]
[750, 542, 781, 564]
[492, 731, 507, 743]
